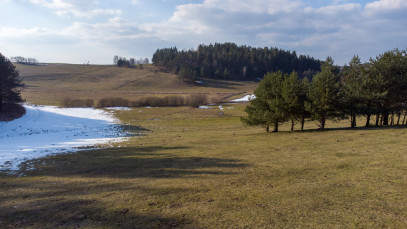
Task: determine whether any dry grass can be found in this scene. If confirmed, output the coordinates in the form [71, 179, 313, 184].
[16, 63, 257, 106]
[2, 104, 407, 228]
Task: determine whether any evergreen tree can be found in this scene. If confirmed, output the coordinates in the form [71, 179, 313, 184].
[0, 52, 24, 111]
[281, 71, 302, 131]
[342, 56, 364, 128]
[241, 71, 287, 132]
[305, 57, 342, 130]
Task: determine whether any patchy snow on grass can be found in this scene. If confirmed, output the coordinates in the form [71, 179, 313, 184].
[199, 106, 213, 109]
[105, 107, 132, 111]
[231, 94, 256, 102]
[0, 105, 128, 171]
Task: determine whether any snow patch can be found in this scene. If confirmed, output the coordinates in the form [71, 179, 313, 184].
[106, 107, 132, 111]
[231, 94, 256, 102]
[199, 106, 213, 109]
[0, 105, 130, 171]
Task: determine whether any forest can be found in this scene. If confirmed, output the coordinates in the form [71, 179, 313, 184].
[152, 42, 321, 81]
[242, 49, 407, 132]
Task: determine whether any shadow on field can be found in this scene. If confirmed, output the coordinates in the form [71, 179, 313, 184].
[0, 195, 190, 228]
[0, 145, 248, 228]
[16, 146, 248, 178]
[300, 124, 407, 133]
[199, 79, 245, 90]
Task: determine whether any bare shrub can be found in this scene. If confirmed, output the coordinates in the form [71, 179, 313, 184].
[186, 94, 208, 108]
[61, 97, 94, 108]
[97, 97, 129, 108]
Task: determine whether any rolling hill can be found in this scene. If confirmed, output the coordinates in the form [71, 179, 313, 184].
[16, 63, 258, 106]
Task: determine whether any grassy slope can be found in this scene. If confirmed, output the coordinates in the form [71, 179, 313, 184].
[16, 63, 257, 106]
[1, 104, 407, 228]
[2, 64, 407, 227]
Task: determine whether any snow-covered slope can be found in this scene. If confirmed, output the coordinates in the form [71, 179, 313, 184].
[0, 105, 127, 171]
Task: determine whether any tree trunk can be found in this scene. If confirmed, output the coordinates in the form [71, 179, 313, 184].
[375, 113, 380, 126]
[274, 122, 279, 132]
[383, 112, 389, 126]
[301, 116, 305, 131]
[403, 111, 407, 125]
[291, 119, 295, 131]
[320, 117, 326, 130]
[351, 111, 356, 128]
[390, 112, 394, 126]
[266, 125, 270, 133]
[365, 113, 371, 127]
[397, 113, 401, 125]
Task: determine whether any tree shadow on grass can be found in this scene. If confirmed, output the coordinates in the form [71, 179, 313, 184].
[14, 146, 249, 179]
[0, 145, 248, 228]
[0, 196, 190, 228]
[299, 124, 407, 133]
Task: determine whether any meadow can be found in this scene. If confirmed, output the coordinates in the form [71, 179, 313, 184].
[1, 64, 407, 228]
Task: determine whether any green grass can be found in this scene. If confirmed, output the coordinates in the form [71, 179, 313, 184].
[2, 104, 407, 228]
[16, 63, 257, 106]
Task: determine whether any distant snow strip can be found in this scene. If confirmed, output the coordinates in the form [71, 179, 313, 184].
[0, 105, 128, 171]
[231, 94, 256, 102]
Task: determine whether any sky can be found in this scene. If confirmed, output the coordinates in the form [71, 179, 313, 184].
[0, 0, 406, 65]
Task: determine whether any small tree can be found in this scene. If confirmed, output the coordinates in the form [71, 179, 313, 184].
[305, 57, 342, 130]
[0, 52, 24, 111]
[281, 71, 302, 131]
[241, 71, 287, 132]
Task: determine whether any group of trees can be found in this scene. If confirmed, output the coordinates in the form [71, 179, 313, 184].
[152, 43, 321, 82]
[0, 53, 24, 111]
[113, 55, 149, 68]
[242, 49, 407, 132]
[10, 56, 38, 65]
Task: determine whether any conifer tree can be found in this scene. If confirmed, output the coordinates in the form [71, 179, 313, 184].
[241, 71, 287, 132]
[281, 71, 302, 131]
[342, 56, 364, 128]
[305, 57, 342, 130]
[0, 52, 24, 111]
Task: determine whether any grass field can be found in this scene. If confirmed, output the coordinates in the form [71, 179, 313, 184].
[2, 103, 407, 228]
[2, 64, 407, 228]
[16, 63, 257, 106]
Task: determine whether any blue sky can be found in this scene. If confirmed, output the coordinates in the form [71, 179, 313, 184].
[0, 0, 406, 65]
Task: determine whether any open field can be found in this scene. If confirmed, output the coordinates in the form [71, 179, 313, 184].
[16, 63, 258, 106]
[2, 102, 407, 228]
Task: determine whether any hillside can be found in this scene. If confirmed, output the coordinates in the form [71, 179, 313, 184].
[16, 63, 258, 106]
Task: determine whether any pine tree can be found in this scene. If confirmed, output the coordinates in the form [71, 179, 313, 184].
[0, 52, 24, 111]
[281, 71, 302, 131]
[305, 57, 342, 130]
[342, 56, 364, 128]
[241, 71, 287, 132]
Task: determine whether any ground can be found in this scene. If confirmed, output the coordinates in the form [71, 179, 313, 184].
[1, 104, 407, 228]
[1, 64, 407, 228]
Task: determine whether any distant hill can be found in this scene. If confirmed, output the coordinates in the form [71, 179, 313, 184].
[16, 63, 258, 106]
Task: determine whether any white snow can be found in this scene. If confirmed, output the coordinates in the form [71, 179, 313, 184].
[105, 107, 132, 111]
[231, 94, 256, 102]
[0, 105, 129, 171]
[199, 106, 213, 109]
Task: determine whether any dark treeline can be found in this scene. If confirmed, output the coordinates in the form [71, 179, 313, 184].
[152, 43, 321, 81]
[10, 56, 38, 65]
[242, 48, 407, 132]
[113, 55, 149, 68]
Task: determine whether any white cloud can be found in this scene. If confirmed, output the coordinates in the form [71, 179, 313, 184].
[365, 0, 407, 11]
[28, 0, 121, 18]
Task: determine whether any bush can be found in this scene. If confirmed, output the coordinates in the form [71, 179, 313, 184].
[97, 97, 129, 108]
[186, 94, 208, 108]
[61, 97, 94, 108]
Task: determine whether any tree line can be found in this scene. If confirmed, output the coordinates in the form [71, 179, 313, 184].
[242, 49, 407, 132]
[10, 56, 39, 65]
[113, 55, 149, 68]
[152, 43, 321, 82]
